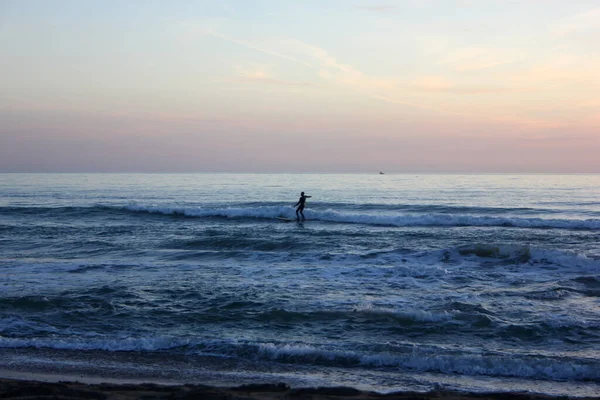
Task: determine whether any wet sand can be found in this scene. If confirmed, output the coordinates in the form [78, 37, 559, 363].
[1, 378, 597, 400]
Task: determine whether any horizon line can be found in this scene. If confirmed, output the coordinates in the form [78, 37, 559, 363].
[1, 171, 599, 175]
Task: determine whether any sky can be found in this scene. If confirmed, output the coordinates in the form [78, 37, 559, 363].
[0, 0, 599, 173]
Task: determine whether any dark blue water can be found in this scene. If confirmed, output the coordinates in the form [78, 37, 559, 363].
[1, 173, 599, 395]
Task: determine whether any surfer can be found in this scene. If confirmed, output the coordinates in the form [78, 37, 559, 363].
[294, 192, 312, 220]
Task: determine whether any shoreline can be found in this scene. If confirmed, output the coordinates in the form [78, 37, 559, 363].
[1, 377, 598, 400]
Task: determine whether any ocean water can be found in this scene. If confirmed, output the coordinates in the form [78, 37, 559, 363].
[0, 173, 599, 396]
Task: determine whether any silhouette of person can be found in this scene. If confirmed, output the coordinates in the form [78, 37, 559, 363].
[294, 192, 312, 220]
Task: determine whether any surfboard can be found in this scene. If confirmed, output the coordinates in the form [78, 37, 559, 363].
[276, 217, 296, 222]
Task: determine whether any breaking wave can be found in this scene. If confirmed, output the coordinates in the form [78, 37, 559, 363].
[117, 204, 600, 230]
[0, 336, 597, 382]
[3, 204, 599, 230]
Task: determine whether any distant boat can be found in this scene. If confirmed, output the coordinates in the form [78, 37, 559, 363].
[379, 171, 385, 175]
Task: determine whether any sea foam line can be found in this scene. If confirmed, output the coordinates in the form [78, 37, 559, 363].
[0, 336, 598, 382]
[118, 204, 600, 230]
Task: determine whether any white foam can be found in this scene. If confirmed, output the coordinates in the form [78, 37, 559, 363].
[0, 336, 600, 381]
[118, 204, 600, 230]
[255, 342, 600, 381]
[1, 335, 598, 381]
[123, 204, 296, 219]
[353, 304, 453, 322]
[529, 248, 600, 269]
[0, 335, 192, 352]
[312, 209, 600, 230]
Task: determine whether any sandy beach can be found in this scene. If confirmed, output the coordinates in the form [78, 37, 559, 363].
[2, 377, 598, 400]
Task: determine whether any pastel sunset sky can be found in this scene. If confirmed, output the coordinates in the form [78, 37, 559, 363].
[1, 0, 599, 172]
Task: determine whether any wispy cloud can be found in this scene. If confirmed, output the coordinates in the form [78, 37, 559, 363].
[440, 47, 520, 72]
[182, 24, 400, 99]
[553, 8, 600, 38]
[177, 21, 590, 133]
[178, 22, 313, 68]
[407, 76, 522, 94]
[272, 39, 397, 91]
[508, 53, 600, 87]
[233, 65, 311, 87]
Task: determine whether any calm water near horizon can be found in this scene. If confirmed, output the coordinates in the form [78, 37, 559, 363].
[0, 173, 599, 396]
